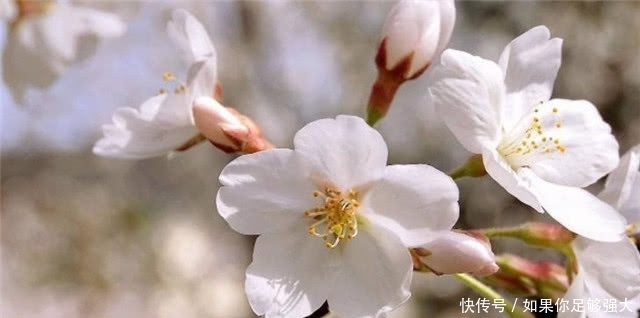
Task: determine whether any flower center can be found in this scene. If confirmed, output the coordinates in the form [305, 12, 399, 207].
[304, 187, 360, 248]
[627, 223, 639, 237]
[158, 72, 187, 95]
[497, 103, 567, 168]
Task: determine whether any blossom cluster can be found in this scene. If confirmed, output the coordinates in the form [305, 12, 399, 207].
[4, 1, 637, 318]
[96, 3, 639, 318]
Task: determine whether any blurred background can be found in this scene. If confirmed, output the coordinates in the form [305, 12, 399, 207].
[2, 1, 639, 317]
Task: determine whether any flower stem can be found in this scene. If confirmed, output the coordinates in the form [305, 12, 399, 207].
[448, 165, 468, 180]
[365, 73, 401, 127]
[481, 226, 523, 238]
[454, 273, 533, 318]
[448, 154, 486, 180]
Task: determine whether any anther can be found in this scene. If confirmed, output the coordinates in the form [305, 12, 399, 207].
[162, 72, 175, 81]
[305, 187, 360, 248]
[174, 85, 186, 94]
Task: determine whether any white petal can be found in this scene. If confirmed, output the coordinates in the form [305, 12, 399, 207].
[328, 225, 412, 318]
[504, 99, 619, 187]
[498, 26, 562, 131]
[407, 9, 440, 76]
[430, 49, 505, 153]
[558, 271, 587, 318]
[167, 9, 216, 64]
[217, 149, 318, 235]
[2, 4, 125, 103]
[185, 57, 218, 107]
[293, 115, 388, 190]
[0, 0, 16, 21]
[39, 4, 125, 63]
[621, 178, 640, 225]
[419, 231, 498, 276]
[574, 237, 640, 302]
[43, 4, 125, 62]
[362, 164, 459, 247]
[482, 148, 543, 212]
[525, 170, 627, 242]
[245, 231, 331, 318]
[2, 20, 57, 103]
[93, 93, 197, 158]
[599, 145, 640, 216]
[66, 5, 127, 39]
[434, 0, 455, 61]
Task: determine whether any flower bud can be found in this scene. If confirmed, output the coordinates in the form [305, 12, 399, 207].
[192, 96, 272, 154]
[192, 96, 248, 153]
[378, 0, 455, 79]
[366, 0, 455, 126]
[521, 222, 575, 248]
[415, 231, 498, 276]
[488, 254, 569, 300]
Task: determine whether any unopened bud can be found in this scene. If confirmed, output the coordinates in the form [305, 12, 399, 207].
[192, 96, 247, 152]
[221, 110, 273, 154]
[491, 254, 568, 300]
[378, 0, 455, 80]
[15, 0, 55, 19]
[415, 231, 498, 276]
[522, 222, 575, 248]
[366, 0, 455, 126]
[192, 96, 272, 154]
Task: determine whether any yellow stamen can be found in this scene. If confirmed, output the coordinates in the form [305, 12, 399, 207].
[497, 103, 568, 168]
[162, 72, 176, 81]
[304, 187, 360, 248]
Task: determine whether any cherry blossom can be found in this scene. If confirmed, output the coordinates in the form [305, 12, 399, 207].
[3, 0, 126, 104]
[429, 26, 625, 241]
[217, 115, 461, 318]
[94, 9, 222, 158]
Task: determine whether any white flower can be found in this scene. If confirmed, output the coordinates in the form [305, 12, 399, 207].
[93, 9, 226, 159]
[561, 237, 640, 318]
[2, 1, 126, 104]
[429, 26, 625, 242]
[216, 115, 460, 318]
[559, 146, 640, 318]
[379, 0, 455, 79]
[599, 144, 640, 226]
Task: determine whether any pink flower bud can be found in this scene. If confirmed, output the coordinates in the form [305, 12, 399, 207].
[417, 231, 498, 276]
[379, 0, 455, 79]
[523, 222, 575, 247]
[192, 96, 248, 152]
[192, 96, 273, 154]
[492, 254, 569, 299]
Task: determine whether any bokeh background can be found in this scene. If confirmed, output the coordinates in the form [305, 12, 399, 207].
[2, 1, 640, 317]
